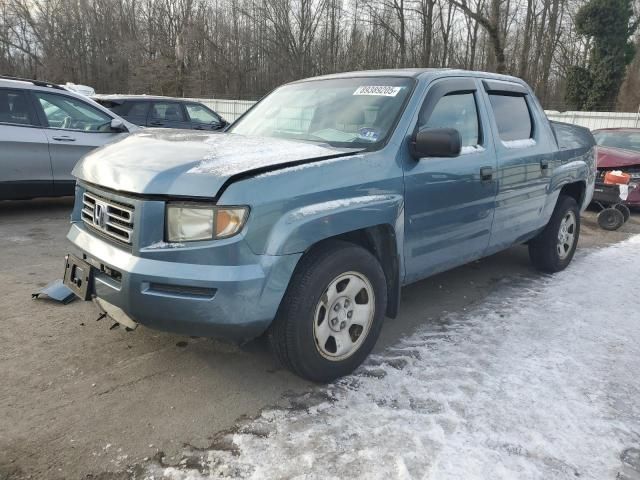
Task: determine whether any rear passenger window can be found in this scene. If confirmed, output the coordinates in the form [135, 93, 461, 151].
[421, 93, 480, 148]
[488, 94, 532, 142]
[0, 90, 36, 126]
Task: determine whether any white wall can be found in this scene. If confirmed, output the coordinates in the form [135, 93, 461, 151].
[544, 111, 640, 131]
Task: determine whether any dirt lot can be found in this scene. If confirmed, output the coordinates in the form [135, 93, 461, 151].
[1, 198, 639, 480]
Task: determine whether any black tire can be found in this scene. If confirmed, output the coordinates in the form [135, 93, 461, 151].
[269, 240, 387, 383]
[528, 195, 580, 273]
[597, 208, 625, 231]
[615, 203, 631, 223]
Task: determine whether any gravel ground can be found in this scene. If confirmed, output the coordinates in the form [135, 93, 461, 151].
[0, 198, 639, 480]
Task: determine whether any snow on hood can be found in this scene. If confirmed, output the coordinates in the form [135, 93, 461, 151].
[145, 235, 640, 479]
[73, 130, 359, 197]
[597, 145, 640, 169]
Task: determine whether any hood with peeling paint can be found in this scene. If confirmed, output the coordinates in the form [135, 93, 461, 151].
[596, 146, 640, 169]
[73, 130, 360, 198]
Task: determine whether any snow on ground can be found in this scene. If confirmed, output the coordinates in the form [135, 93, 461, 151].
[145, 236, 640, 480]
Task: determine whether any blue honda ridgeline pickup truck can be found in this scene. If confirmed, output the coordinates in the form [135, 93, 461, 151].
[64, 69, 595, 382]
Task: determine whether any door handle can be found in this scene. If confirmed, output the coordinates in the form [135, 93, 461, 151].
[540, 160, 550, 170]
[480, 166, 494, 182]
[149, 121, 164, 126]
[52, 135, 76, 142]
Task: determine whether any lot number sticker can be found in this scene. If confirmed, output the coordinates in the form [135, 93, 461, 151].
[353, 86, 402, 97]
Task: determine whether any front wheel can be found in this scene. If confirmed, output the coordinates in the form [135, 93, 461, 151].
[269, 240, 387, 383]
[528, 195, 580, 273]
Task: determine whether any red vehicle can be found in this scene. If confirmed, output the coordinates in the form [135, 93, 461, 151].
[593, 128, 640, 209]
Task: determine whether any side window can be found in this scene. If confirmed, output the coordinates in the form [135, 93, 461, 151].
[185, 103, 221, 125]
[100, 100, 129, 116]
[0, 90, 37, 126]
[112, 101, 149, 125]
[34, 92, 112, 131]
[488, 93, 532, 142]
[420, 93, 480, 148]
[150, 102, 186, 122]
[127, 102, 149, 118]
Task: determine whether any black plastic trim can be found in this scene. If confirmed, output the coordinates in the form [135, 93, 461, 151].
[0, 181, 56, 200]
[0, 75, 66, 91]
[482, 79, 528, 95]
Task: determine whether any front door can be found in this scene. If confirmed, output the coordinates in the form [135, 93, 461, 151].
[32, 91, 124, 195]
[403, 78, 498, 283]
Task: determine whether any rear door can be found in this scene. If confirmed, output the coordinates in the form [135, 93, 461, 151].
[0, 88, 53, 199]
[147, 101, 191, 129]
[478, 80, 553, 251]
[403, 77, 498, 283]
[32, 91, 125, 195]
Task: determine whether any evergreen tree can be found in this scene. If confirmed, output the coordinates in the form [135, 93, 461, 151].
[565, 0, 638, 110]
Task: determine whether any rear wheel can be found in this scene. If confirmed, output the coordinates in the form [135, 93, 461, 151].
[529, 195, 580, 273]
[615, 203, 631, 223]
[269, 240, 387, 383]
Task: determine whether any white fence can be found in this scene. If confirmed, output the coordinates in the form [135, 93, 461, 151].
[191, 98, 640, 130]
[544, 111, 640, 130]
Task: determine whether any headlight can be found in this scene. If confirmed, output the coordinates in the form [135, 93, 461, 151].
[166, 204, 249, 242]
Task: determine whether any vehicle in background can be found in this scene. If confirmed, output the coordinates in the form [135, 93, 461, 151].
[592, 128, 640, 209]
[64, 69, 595, 382]
[63, 82, 96, 97]
[93, 95, 228, 131]
[0, 76, 137, 201]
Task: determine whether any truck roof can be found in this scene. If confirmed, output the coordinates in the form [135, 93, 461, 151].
[293, 68, 526, 86]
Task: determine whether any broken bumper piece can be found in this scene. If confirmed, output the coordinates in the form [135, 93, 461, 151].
[94, 297, 138, 330]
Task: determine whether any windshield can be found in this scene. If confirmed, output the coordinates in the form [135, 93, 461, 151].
[593, 130, 640, 153]
[229, 77, 414, 148]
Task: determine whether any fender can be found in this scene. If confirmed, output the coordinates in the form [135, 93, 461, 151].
[261, 194, 404, 256]
[547, 148, 594, 206]
[536, 157, 591, 228]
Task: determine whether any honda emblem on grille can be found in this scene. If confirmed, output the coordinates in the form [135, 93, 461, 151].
[93, 201, 107, 229]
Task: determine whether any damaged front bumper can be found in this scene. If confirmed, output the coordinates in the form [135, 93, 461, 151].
[65, 223, 301, 343]
[94, 297, 139, 330]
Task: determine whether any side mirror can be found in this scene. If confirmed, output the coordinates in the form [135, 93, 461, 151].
[411, 127, 461, 159]
[110, 118, 127, 132]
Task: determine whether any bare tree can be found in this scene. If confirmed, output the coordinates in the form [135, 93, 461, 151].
[447, 0, 506, 72]
[0, 0, 611, 109]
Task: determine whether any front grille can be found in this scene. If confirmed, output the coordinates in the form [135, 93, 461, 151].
[81, 191, 135, 244]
